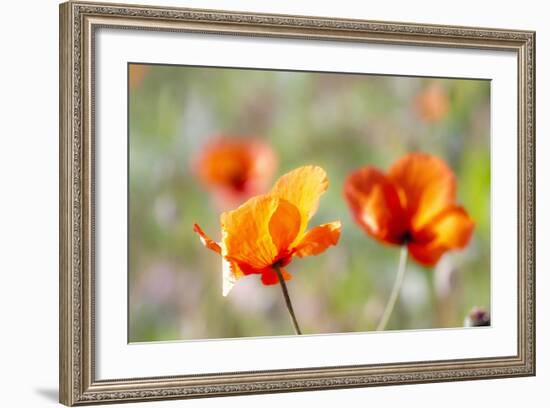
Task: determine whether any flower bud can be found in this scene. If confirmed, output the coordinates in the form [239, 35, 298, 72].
[464, 306, 490, 327]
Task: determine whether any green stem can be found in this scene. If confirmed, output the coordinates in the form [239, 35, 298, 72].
[274, 265, 302, 335]
[376, 245, 408, 331]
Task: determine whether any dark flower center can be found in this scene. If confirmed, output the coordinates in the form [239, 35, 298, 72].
[398, 231, 412, 245]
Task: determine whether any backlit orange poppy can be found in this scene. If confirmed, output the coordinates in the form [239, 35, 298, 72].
[344, 153, 474, 266]
[194, 137, 277, 207]
[413, 83, 449, 123]
[194, 166, 341, 296]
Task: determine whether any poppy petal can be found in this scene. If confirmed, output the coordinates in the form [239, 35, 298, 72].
[195, 137, 276, 197]
[222, 257, 245, 296]
[294, 221, 342, 257]
[343, 167, 407, 245]
[269, 198, 302, 255]
[260, 267, 292, 286]
[413, 84, 449, 123]
[388, 153, 456, 231]
[408, 206, 474, 266]
[197, 140, 252, 189]
[193, 223, 221, 254]
[270, 166, 328, 236]
[221, 194, 279, 269]
[247, 140, 278, 190]
[129, 64, 149, 90]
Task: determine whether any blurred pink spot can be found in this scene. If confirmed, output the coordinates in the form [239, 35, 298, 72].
[140, 263, 177, 303]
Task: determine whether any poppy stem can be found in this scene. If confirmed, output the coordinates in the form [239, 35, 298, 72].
[376, 245, 408, 331]
[273, 265, 302, 335]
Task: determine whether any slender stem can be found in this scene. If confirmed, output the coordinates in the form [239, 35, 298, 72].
[376, 245, 408, 331]
[274, 265, 302, 335]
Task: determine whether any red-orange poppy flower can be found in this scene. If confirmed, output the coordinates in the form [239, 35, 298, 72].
[194, 166, 341, 295]
[194, 137, 277, 207]
[344, 153, 474, 266]
[413, 83, 449, 123]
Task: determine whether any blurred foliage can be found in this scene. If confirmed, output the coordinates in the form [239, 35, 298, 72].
[128, 63, 491, 342]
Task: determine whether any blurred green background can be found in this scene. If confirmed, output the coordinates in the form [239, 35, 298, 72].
[128, 63, 491, 342]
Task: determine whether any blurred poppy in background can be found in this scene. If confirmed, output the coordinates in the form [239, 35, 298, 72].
[343, 152, 474, 266]
[129, 64, 150, 90]
[413, 83, 450, 123]
[194, 165, 341, 296]
[194, 137, 277, 209]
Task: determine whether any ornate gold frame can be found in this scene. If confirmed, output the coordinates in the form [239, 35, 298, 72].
[59, 1, 536, 405]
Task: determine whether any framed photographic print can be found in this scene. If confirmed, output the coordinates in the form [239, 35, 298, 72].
[59, 1, 536, 405]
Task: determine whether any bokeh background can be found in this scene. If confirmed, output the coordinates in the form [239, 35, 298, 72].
[128, 63, 490, 342]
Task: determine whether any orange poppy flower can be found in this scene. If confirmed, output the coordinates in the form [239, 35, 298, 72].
[129, 64, 150, 90]
[194, 166, 341, 295]
[413, 83, 449, 123]
[194, 137, 277, 207]
[344, 153, 474, 266]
